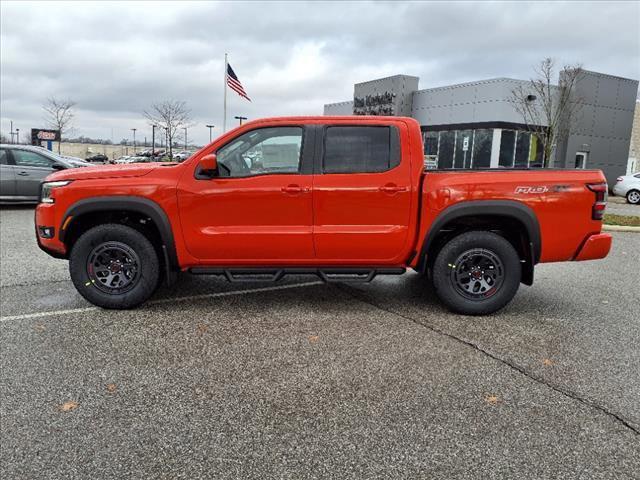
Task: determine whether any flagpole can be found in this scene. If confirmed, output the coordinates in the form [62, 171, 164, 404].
[223, 53, 228, 133]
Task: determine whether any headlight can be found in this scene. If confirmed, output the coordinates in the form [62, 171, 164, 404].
[40, 181, 72, 204]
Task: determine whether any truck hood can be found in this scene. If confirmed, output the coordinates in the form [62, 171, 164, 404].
[47, 163, 158, 181]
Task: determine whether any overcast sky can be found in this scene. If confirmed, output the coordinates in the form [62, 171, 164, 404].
[1, 0, 639, 146]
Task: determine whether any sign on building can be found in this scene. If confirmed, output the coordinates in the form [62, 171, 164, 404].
[353, 75, 419, 117]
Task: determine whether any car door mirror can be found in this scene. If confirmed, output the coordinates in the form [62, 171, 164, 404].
[51, 163, 66, 171]
[195, 154, 218, 179]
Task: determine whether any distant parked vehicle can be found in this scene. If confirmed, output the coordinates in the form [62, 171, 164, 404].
[115, 156, 149, 164]
[86, 153, 109, 164]
[0, 144, 85, 203]
[61, 156, 91, 167]
[172, 151, 194, 161]
[613, 173, 640, 204]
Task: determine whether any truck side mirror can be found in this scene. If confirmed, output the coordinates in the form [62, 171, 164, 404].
[196, 154, 218, 179]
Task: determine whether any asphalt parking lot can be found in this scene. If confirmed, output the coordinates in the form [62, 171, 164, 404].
[608, 196, 640, 217]
[1, 206, 639, 479]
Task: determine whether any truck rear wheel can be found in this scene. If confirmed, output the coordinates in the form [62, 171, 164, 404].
[69, 224, 160, 309]
[432, 231, 521, 315]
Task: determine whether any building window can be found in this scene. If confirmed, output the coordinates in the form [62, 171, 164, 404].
[438, 131, 455, 169]
[422, 127, 546, 170]
[514, 131, 530, 168]
[454, 130, 472, 168]
[424, 131, 439, 157]
[529, 134, 544, 168]
[472, 129, 492, 168]
[499, 130, 516, 167]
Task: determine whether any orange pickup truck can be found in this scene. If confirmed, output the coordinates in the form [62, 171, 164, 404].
[35, 116, 612, 315]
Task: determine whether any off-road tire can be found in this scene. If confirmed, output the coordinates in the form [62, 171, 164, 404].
[69, 224, 160, 309]
[432, 231, 521, 315]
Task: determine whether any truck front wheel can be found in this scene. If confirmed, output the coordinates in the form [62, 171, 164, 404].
[432, 231, 521, 315]
[69, 224, 160, 309]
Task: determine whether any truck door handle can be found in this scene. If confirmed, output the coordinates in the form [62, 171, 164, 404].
[379, 184, 407, 194]
[16, 171, 29, 176]
[281, 184, 309, 194]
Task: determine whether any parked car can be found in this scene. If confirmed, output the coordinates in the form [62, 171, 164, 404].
[613, 173, 640, 204]
[172, 151, 194, 161]
[35, 116, 612, 314]
[86, 153, 109, 164]
[0, 144, 86, 203]
[61, 156, 92, 168]
[114, 156, 149, 164]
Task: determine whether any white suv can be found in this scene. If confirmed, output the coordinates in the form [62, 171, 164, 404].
[613, 173, 640, 204]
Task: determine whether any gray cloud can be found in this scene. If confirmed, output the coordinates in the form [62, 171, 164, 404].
[1, 0, 638, 145]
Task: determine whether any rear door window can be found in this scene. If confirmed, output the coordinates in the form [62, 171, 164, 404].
[0, 149, 8, 165]
[323, 126, 400, 174]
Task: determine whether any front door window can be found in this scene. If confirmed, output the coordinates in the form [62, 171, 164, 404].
[216, 127, 302, 177]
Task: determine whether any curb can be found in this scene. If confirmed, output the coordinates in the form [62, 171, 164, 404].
[602, 224, 640, 233]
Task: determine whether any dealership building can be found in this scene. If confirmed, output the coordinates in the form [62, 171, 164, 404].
[324, 71, 639, 186]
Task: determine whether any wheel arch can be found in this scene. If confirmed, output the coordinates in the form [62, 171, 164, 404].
[59, 196, 179, 272]
[419, 200, 541, 285]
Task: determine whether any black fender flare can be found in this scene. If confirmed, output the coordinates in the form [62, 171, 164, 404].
[59, 196, 179, 271]
[419, 200, 541, 271]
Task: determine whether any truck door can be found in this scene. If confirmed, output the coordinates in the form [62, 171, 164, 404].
[312, 124, 413, 263]
[177, 125, 315, 263]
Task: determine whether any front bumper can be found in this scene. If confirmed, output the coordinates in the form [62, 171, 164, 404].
[574, 233, 612, 261]
[35, 203, 68, 258]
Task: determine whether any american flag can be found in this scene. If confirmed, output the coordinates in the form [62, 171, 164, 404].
[226, 63, 251, 102]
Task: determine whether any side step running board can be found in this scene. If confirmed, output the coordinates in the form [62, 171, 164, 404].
[188, 267, 406, 283]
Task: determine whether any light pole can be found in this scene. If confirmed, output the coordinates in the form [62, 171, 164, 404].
[15, 128, 20, 144]
[10, 120, 14, 144]
[234, 116, 247, 126]
[151, 125, 156, 157]
[205, 124, 215, 143]
[183, 127, 188, 150]
[131, 128, 137, 153]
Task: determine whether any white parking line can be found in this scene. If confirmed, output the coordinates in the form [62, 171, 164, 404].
[0, 281, 324, 323]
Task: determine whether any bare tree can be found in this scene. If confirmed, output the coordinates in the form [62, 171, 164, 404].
[43, 97, 76, 153]
[510, 58, 584, 167]
[143, 100, 193, 158]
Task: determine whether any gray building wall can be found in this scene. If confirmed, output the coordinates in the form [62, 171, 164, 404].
[555, 71, 639, 185]
[411, 78, 538, 127]
[324, 100, 354, 115]
[323, 71, 638, 183]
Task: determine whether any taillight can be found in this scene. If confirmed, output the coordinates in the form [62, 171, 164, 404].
[587, 183, 607, 220]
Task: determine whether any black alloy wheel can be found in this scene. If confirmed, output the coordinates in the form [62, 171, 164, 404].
[86, 241, 141, 294]
[450, 248, 504, 300]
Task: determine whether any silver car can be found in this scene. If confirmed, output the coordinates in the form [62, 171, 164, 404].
[613, 173, 640, 205]
[0, 144, 88, 203]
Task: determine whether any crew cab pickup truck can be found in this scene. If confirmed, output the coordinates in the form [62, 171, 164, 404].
[35, 116, 612, 315]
